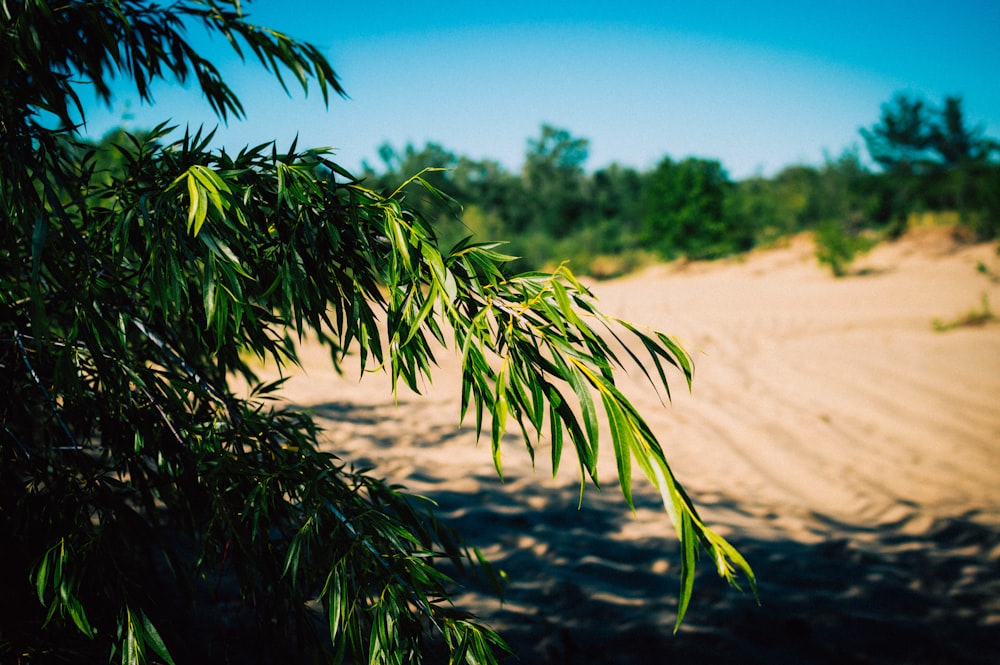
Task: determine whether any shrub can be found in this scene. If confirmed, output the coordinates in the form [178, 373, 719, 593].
[814, 220, 875, 277]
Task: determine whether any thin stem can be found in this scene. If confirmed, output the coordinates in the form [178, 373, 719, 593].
[13, 329, 79, 450]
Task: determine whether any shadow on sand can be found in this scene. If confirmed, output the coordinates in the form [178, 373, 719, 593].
[304, 399, 999, 664]
[425, 477, 1000, 665]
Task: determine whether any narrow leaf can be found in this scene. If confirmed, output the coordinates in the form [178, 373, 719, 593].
[141, 610, 177, 665]
[674, 512, 698, 633]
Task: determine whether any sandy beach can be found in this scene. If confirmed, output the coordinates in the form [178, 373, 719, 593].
[262, 227, 1000, 663]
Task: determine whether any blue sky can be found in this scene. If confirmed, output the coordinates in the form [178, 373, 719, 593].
[81, 1, 1000, 180]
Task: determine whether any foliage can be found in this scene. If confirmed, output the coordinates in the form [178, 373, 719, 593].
[517, 124, 592, 237]
[643, 156, 751, 260]
[814, 220, 874, 278]
[364, 142, 464, 235]
[725, 165, 825, 247]
[1, 2, 753, 663]
[861, 93, 1000, 237]
[810, 150, 883, 276]
[363, 132, 650, 276]
[932, 261, 998, 331]
[860, 93, 940, 175]
[359, 94, 998, 279]
[931, 293, 995, 332]
[976, 258, 1000, 284]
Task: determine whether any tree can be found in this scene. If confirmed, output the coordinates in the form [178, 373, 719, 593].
[363, 141, 468, 247]
[591, 163, 646, 251]
[860, 93, 939, 175]
[643, 156, 749, 260]
[1, 2, 753, 663]
[861, 93, 1000, 236]
[930, 96, 1000, 235]
[814, 149, 883, 229]
[814, 219, 875, 278]
[727, 175, 785, 245]
[808, 150, 881, 277]
[932, 95, 995, 169]
[366, 142, 461, 204]
[521, 124, 591, 236]
[451, 155, 522, 230]
[860, 93, 940, 235]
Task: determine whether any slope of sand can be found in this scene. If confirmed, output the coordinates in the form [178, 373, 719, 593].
[265, 228, 1000, 663]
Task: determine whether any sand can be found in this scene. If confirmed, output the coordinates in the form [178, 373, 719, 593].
[262, 227, 1000, 663]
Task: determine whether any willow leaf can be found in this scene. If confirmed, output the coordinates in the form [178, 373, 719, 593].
[140, 610, 177, 665]
[657, 331, 695, 389]
[675, 512, 698, 633]
[185, 171, 206, 235]
[601, 391, 635, 510]
[559, 358, 599, 467]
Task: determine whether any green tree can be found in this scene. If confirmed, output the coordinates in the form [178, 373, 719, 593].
[591, 163, 646, 251]
[930, 96, 1000, 236]
[772, 165, 825, 230]
[861, 92, 1000, 236]
[451, 155, 523, 235]
[860, 93, 939, 175]
[521, 124, 591, 236]
[814, 219, 875, 278]
[808, 150, 880, 276]
[363, 141, 468, 247]
[932, 96, 995, 168]
[817, 150, 884, 229]
[726, 165, 824, 247]
[726, 175, 781, 245]
[2, 2, 752, 664]
[366, 142, 461, 204]
[860, 93, 939, 234]
[643, 156, 749, 260]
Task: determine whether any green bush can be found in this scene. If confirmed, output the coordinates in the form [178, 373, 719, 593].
[814, 220, 875, 277]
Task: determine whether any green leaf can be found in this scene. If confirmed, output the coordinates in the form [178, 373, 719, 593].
[546, 385, 566, 476]
[675, 512, 698, 632]
[657, 331, 695, 390]
[402, 283, 439, 346]
[66, 596, 95, 639]
[491, 364, 510, 478]
[34, 551, 49, 604]
[141, 610, 177, 665]
[200, 231, 252, 277]
[561, 359, 599, 469]
[185, 171, 204, 235]
[125, 616, 139, 665]
[601, 392, 635, 510]
[203, 254, 217, 327]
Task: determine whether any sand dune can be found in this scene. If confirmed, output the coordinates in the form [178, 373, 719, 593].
[268, 227, 1000, 663]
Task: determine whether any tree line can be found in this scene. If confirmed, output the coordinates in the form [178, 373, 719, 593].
[361, 93, 999, 277]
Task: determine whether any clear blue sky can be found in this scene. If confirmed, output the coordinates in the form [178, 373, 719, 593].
[81, 1, 1000, 180]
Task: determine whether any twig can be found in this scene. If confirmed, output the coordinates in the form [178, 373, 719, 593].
[13, 329, 80, 450]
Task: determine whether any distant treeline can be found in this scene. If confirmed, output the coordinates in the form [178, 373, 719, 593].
[87, 92, 999, 278]
[360, 92, 999, 277]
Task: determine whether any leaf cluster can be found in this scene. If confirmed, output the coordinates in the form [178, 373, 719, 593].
[2, 0, 341, 128]
[2, 2, 753, 662]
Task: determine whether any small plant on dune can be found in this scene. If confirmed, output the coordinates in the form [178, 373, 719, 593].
[933, 293, 996, 331]
[814, 219, 876, 277]
[976, 259, 1000, 284]
[1, 2, 753, 664]
[933, 257, 1000, 331]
